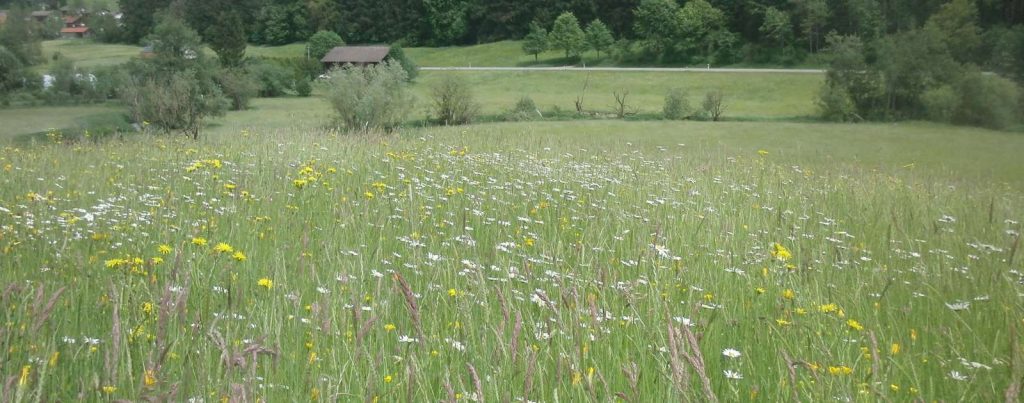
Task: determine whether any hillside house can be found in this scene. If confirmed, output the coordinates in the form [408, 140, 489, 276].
[60, 26, 90, 38]
[321, 46, 391, 69]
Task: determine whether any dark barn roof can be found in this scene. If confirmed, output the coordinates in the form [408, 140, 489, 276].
[320, 46, 390, 65]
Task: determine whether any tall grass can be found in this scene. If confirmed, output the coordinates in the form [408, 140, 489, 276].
[0, 123, 1021, 401]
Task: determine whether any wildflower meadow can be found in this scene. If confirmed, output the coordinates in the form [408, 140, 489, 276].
[0, 124, 1022, 402]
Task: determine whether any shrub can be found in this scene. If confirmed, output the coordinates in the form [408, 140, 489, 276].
[701, 90, 726, 121]
[308, 31, 345, 61]
[952, 72, 1021, 130]
[430, 76, 480, 125]
[295, 78, 313, 97]
[506, 96, 540, 121]
[0, 45, 24, 94]
[817, 82, 858, 122]
[662, 88, 691, 120]
[921, 85, 959, 123]
[388, 45, 418, 81]
[246, 60, 293, 97]
[216, 68, 258, 110]
[120, 70, 228, 139]
[325, 60, 413, 131]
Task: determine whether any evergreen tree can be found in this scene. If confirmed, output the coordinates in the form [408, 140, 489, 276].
[549, 12, 586, 58]
[521, 22, 548, 61]
[585, 19, 614, 57]
[119, 0, 171, 43]
[206, 10, 247, 67]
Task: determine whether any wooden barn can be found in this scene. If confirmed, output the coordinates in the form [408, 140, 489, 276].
[320, 46, 391, 69]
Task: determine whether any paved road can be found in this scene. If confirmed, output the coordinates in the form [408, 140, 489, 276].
[420, 66, 826, 74]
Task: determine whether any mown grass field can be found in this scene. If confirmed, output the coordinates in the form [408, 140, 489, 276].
[1, 116, 1023, 401]
[1, 68, 822, 143]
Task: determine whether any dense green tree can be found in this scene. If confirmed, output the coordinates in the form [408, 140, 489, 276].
[305, 0, 342, 32]
[146, 15, 206, 71]
[521, 22, 549, 61]
[593, 0, 639, 38]
[830, 0, 884, 39]
[425, 0, 470, 44]
[760, 7, 791, 49]
[308, 30, 344, 61]
[585, 19, 614, 57]
[119, 0, 171, 43]
[989, 25, 1024, 82]
[89, 13, 124, 43]
[633, 0, 680, 57]
[550, 12, 586, 58]
[792, 0, 829, 52]
[876, 28, 962, 116]
[0, 8, 43, 65]
[678, 0, 734, 62]
[820, 33, 883, 119]
[0, 46, 24, 95]
[924, 0, 982, 64]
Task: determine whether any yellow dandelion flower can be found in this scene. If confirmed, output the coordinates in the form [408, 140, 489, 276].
[384, 323, 396, 332]
[232, 251, 246, 262]
[144, 370, 157, 387]
[19, 365, 30, 386]
[191, 237, 208, 246]
[770, 243, 792, 261]
[158, 244, 172, 255]
[847, 319, 864, 331]
[448, 288, 457, 297]
[141, 302, 154, 315]
[818, 303, 838, 314]
[828, 366, 853, 376]
[102, 385, 117, 394]
[782, 289, 795, 300]
[257, 278, 273, 289]
[890, 343, 901, 355]
[104, 258, 125, 268]
[212, 242, 234, 254]
[384, 375, 393, 383]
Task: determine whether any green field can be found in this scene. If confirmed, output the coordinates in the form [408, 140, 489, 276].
[6, 40, 1023, 402]
[1, 116, 1023, 401]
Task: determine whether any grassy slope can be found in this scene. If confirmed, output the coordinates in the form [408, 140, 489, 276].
[0, 104, 124, 138]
